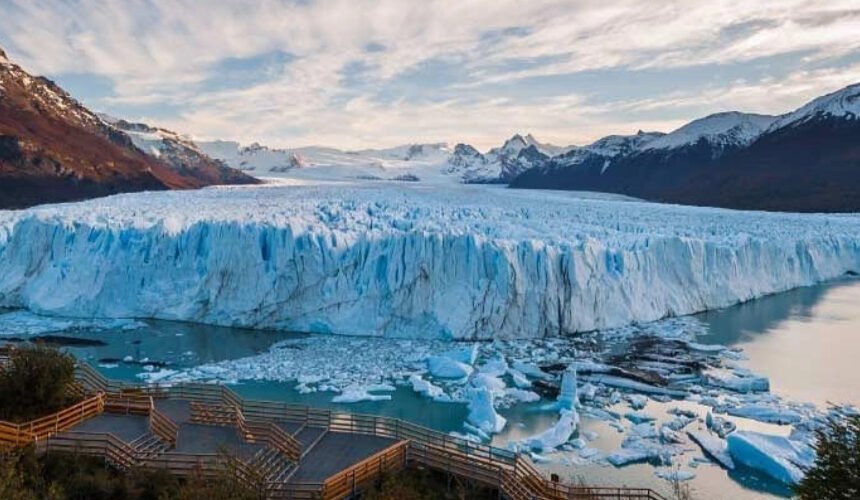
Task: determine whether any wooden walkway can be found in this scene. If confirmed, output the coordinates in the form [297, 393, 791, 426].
[1, 359, 666, 500]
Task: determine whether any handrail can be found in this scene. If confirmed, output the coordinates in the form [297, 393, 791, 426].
[104, 392, 151, 415]
[69, 362, 667, 500]
[148, 397, 178, 446]
[243, 419, 302, 463]
[44, 430, 137, 470]
[321, 440, 408, 499]
[0, 392, 105, 447]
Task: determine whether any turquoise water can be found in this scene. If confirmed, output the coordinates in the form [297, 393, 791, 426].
[4, 278, 860, 499]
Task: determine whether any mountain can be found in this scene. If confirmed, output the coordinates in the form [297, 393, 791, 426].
[0, 48, 256, 209]
[488, 133, 573, 157]
[104, 118, 255, 185]
[511, 84, 860, 212]
[199, 134, 556, 183]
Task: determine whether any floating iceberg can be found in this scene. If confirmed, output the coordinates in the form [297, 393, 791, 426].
[557, 366, 579, 411]
[2, 182, 858, 340]
[625, 412, 655, 424]
[726, 431, 815, 485]
[507, 368, 532, 389]
[408, 374, 448, 401]
[583, 375, 685, 397]
[607, 446, 668, 467]
[427, 356, 473, 379]
[655, 469, 696, 482]
[522, 409, 579, 451]
[687, 430, 734, 469]
[440, 344, 479, 365]
[467, 388, 506, 434]
[726, 404, 804, 425]
[331, 385, 393, 403]
[705, 368, 769, 393]
[511, 361, 552, 380]
[471, 372, 507, 395]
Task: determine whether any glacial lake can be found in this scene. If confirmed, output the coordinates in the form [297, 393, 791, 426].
[3, 277, 860, 499]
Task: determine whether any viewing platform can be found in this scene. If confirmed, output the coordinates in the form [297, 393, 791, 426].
[0, 356, 666, 500]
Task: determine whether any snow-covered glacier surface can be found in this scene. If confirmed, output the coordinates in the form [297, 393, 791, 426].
[1, 181, 859, 339]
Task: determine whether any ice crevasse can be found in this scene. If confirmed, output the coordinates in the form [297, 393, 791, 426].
[0, 183, 859, 340]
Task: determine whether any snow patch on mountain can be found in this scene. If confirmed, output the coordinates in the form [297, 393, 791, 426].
[642, 112, 776, 151]
[768, 82, 860, 131]
[554, 131, 665, 170]
[488, 133, 573, 157]
[199, 135, 557, 184]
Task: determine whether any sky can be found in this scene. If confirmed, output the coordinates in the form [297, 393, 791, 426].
[1, 0, 859, 151]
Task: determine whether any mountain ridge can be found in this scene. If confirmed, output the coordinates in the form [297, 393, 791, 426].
[0, 48, 257, 209]
[510, 82, 860, 212]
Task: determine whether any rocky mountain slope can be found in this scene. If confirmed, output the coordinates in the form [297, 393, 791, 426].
[510, 84, 860, 212]
[0, 48, 256, 209]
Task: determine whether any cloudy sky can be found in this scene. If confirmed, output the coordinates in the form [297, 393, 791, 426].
[1, 0, 859, 150]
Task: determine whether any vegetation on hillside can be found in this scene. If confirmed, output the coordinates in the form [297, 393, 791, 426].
[796, 411, 860, 499]
[0, 344, 78, 422]
[0, 446, 261, 500]
[362, 467, 497, 500]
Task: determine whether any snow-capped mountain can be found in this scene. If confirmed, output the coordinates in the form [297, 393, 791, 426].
[198, 134, 556, 184]
[0, 47, 255, 209]
[767, 82, 860, 131]
[105, 117, 253, 185]
[641, 112, 776, 151]
[511, 82, 860, 212]
[199, 140, 460, 182]
[488, 133, 573, 157]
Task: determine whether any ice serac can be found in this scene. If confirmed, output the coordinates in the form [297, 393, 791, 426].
[0, 183, 859, 339]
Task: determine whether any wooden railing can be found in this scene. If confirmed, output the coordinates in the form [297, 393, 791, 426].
[243, 419, 302, 462]
[0, 392, 105, 447]
[320, 440, 408, 499]
[68, 363, 666, 500]
[149, 399, 179, 446]
[104, 392, 151, 415]
[44, 430, 137, 470]
[190, 401, 239, 426]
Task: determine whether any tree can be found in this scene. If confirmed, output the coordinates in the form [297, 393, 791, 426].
[0, 344, 77, 422]
[796, 412, 860, 499]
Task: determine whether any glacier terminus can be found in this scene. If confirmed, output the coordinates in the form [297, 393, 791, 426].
[1, 180, 858, 340]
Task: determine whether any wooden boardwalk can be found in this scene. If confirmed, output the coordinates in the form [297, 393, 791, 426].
[0, 359, 667, 500]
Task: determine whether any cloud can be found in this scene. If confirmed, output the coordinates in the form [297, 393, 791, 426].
[0, 0, 857, 149]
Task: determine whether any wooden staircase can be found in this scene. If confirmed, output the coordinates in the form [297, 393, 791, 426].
[129, 433, 171, 461]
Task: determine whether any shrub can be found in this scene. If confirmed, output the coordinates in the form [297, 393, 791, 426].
[0, 344, 78, 422]
[795, 411, 860, 499]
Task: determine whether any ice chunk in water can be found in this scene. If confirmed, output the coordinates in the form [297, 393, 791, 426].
[726, 404, 803, 425]
[726, 431, 815, 485]
[687, 430, 734, 469]
[557, 366, 579, 411]
[332, 385, 393, 403]
[522, 409, 579, 451]
[427, 356, 473, 379]
[467, 388, 506, 434]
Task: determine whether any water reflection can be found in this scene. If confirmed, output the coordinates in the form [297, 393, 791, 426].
[698, 277, 860, 407]
[696, 281, 836, 346]
[56, 319, 298, 381]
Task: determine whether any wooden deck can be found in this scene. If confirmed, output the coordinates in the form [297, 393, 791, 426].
[3, 360, 667, 500]
[288, 432, 396, 483]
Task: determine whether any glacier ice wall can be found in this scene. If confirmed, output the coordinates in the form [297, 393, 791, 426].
[0, 183, 859, 340]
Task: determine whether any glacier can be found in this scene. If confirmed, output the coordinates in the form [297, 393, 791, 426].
[1, 181, 860, 340]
